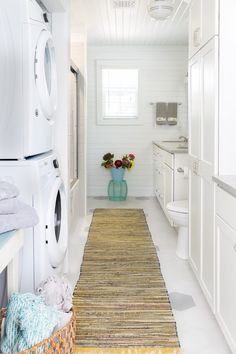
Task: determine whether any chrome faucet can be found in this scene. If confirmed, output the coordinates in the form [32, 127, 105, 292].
[179, 136, 188, 143]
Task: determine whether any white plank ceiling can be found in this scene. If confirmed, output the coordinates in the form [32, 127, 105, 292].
[71, 0, 189, 45]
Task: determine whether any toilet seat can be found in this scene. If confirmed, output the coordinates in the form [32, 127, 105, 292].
[166, 200, 188, 214]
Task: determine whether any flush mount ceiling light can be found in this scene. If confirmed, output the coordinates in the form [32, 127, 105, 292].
[148, 0, 174, 21]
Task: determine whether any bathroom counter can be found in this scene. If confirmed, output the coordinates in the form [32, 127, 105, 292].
[153, 141, 188, 154]
[213, 175, 236, 198]
[0, 230, 24, 297]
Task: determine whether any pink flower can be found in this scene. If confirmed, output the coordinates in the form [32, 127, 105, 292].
[129, 153, 135, 160]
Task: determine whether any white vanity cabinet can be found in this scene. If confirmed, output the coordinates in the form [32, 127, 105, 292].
[189, 0, 219, 59]
[153, 143, 188, 226]
[215, 186, 236, 352]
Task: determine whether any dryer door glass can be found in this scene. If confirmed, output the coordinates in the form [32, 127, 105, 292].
[54, 191, 61, 243]
[35, 29, 57, 121]
[44, 43, 52, 95]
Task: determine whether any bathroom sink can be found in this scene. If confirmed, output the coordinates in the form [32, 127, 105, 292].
[177, 145, 188, 149]
[162, 140, 183, 143]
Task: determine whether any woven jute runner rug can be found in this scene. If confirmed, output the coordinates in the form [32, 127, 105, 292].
[73, 209, 181, 354]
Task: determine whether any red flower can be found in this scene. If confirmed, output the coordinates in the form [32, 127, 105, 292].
[114, 160, 123, 168]
[129, 153, 135, 160]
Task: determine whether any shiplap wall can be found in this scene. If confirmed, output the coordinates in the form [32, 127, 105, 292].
[87, 46, 188, 196]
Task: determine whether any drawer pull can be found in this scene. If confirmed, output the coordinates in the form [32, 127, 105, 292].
[177, 167, 184, 173]
[193, 27, 201, 47]
[233, 244, 236, 252]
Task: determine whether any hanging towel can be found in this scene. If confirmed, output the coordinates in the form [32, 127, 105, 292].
[0, 201, 39, 234]
[0, 182, 19, 201]
[156, 102, 167, 125]
[0, 197, 19, 215]
[167, 102, 178, 125]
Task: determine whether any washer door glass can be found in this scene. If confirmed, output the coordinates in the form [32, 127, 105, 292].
[46, 178, 68, 268]
[35, 29, 57, 121]
[54, 190, 61, 243]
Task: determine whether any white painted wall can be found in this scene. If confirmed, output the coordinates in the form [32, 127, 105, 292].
[87, 45, 188, 197]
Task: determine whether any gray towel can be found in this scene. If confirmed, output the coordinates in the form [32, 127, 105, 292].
[167, 102, 178, 125]
[167, 102, 178, 118]
[156, 102, 167, 118]
[156, 102, 167, 125]
[0, 197, 19, 215]
[0, 201, 39, 234]
[0, 182, 19, 201]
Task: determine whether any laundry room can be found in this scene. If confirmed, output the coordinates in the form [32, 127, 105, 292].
[1, 0, 236, 353]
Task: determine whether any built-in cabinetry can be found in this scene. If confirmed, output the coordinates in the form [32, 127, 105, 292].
[153, 143, 188, 225]
[188, 36, 218, 308]
[215, 186, 236, 352]
[189, 0, 219, 59]
[189, 0, 236, 351]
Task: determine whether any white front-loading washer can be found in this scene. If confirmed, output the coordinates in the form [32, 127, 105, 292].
[0, 152, 68, 292]
[0, 0, 57, 159]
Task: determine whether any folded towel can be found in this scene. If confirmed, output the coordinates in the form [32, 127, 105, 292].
[0, 201, 39, 234]
[0, 182, 19, 201]
[0, 293, 59, 354]
[0, 197, 19, 215]
[36, 275, 73, 313]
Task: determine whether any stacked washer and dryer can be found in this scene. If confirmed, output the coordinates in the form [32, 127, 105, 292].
[0, 0, 68, 293]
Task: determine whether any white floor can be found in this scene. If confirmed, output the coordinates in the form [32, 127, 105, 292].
[68, 197, 231, 354]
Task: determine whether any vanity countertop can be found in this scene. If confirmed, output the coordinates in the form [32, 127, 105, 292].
[153, 141, 188, 154]
[213, 175, 236, 198]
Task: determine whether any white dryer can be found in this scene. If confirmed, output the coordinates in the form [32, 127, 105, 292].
[0, 0, 57, 159]
[0, 153, 68, 292]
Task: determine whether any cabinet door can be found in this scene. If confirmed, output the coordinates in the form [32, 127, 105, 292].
[189, 0, 218, 59]
[189, 170, 201, 274]
[163, 164, 174, 225]
[199, 38, 218, 307]
[189, 0, 202, 58]
[201, 179, 215, 305]
[202, 0, 219, 46]
[189, 52, 201, 159]
[201, 38, 218, 174]
[216, 216, 236, 352]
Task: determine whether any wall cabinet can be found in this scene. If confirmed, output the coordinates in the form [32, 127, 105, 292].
[189, 0, 218, 59]
[153, 144, 188, 226]
[188, 37, 218, 309]
[215, 186, 236, 352]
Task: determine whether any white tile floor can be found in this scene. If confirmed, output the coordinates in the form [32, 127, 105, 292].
[68, 197, 231, 354]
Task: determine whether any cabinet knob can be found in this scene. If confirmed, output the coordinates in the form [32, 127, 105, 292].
[177, 167, 184, 173]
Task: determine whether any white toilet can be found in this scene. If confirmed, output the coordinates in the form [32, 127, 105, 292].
[166, 200, 189, 260]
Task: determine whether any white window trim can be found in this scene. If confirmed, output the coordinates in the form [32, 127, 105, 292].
[96, 60, 142, 126]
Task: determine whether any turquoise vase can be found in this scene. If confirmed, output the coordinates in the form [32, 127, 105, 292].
[111, 167, 125, 182]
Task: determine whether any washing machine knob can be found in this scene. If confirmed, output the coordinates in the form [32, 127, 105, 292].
[53, 159, 59, 169]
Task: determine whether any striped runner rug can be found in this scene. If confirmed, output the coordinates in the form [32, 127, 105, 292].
[73, 209, 181, 354]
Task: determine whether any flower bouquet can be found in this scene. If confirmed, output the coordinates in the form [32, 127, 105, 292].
[101, 153, 136, 182]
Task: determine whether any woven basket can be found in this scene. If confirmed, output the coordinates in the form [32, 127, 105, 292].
[0, 307, 76, 354]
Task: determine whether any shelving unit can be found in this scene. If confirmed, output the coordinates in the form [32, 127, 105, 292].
[0, 230, 24, 299]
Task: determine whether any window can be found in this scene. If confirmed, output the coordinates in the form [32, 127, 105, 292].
[97, 61, 140, 125]
[69, 63, 79, 188]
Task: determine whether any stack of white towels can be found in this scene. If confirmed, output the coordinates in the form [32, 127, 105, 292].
[0, 181, 38, 234]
